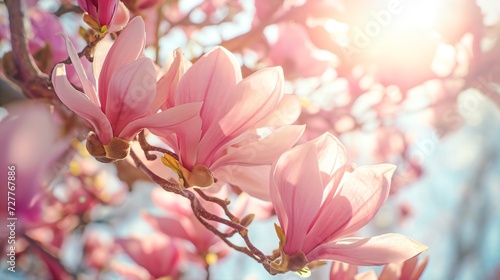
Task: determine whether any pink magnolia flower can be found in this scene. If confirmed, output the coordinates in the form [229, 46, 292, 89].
[116, 233, 182, 279]
[52, 17, 202, 163]
[269, 133, 428, 273]
[77, 0, 130, 33]
[156, 47, 303, 198]
[0, 101, 72, 234]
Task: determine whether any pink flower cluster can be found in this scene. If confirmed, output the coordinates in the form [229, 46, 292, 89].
[50, 15, 427, 276]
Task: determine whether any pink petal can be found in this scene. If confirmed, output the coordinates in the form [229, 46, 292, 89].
[77, 0, 90, 12]
[378, 264, 400, 280]
[108, 1, 130, 33]
[175, 47, 241, 136]
[60, 33, 99, 106]
[155, 48, 190, 112]
[116, 234, 181, 278]
[151, 188, 190, 214]
[97, 0, 118, 26]
[410, 255, 429, 280]
[400, 255, 419, 279]
[92, 37, 113, 84]
[52, 64, 113, 143]
[105, 57, 156, 136]
[329, 262, 359, 280]
[272, 141, 324, 255]
[142, 213, 192, 242]
[211, 125, 305, 170]
[253, 94, 302, 128]
[310, 133, 347, 192]
[303, 164, 395, 253]
[307, 234, 428, 266]
[216, 165, 273, 201]
[98, 16, 145, 111]
[198, 66, 284, 165]
[120, 102, 202, 151]
[335, 164, 396, 236]
[355, 271, 379, 280]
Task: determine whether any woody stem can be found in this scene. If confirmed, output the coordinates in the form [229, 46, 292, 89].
[130, 149, 276, 274]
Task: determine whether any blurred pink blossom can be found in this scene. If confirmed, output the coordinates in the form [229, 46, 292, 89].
[267, 22, 333, 80]
[269, 133, 427, 272]
[116, 233, 182, 279]
[83, 228, 117, 271]
[143, 188, 230, 267]
[0, 101, 72, 236]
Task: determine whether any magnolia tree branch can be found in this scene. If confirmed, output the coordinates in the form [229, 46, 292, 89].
[5, 0, 52, 98]
[137, 131, 179, 161]
[129, 144, 278, 274]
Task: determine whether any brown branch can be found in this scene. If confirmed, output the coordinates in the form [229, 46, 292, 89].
[53, 4, 83, 17]
[5, 0, 52, 98]
[138, 130, 179, 161]
[154, 5, 163, 65]
[129, 149, 276, 274]
[194, 188, 236, 221]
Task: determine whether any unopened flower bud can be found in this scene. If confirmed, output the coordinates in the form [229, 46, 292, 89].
[86, 132, 131, 163]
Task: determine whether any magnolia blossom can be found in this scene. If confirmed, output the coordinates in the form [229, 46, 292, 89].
[77, 0, 130, 33]
[269, 133, 428, 273]
[0, 101, 72, 234]
[156, 47, 303, 199]
[52, 17, 202, 163]
[268, 22, 333, 80]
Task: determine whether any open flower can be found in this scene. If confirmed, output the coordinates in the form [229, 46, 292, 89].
[52, 17, 202, 163]
[77, 0, 130, 33]
[269, 133, 428, 273]
[156, 47, 303, 198]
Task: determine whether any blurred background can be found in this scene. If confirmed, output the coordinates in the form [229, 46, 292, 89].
[1, 0, 500, 279]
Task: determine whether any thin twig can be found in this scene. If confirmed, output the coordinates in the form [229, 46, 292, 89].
[138, 130, 179, 161]
[194, 189, 236, 221]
